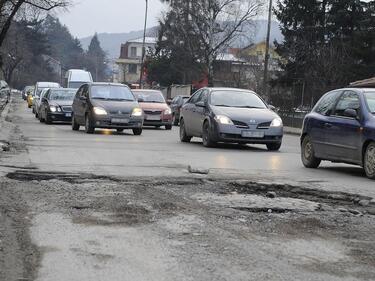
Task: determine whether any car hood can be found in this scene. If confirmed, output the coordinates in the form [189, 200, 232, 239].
[138, 102, 169, 111]
[92, 100, 139, 114]
[211, 106, 280, 124]
[49, 100, 73, 107]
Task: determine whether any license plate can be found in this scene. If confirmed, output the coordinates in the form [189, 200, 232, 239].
[65, 113, 72, 117]
[146, 115, 161, 121]
[241, 131, 264, 138]
[111, 118, 129, 124]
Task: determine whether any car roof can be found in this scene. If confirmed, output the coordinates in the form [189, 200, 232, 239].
[332, 88, 375, 93]
[37, 82, 60, 87]
[90, 82, 128, 87]
[132, 89, 162, 93]
[205, 87, 256, 93]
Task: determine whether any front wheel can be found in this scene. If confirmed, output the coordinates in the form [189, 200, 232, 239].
[133, 128, 142, 135]
[180, 119, 191, 143]
[85, 114, 95, 134]
[117, 129, 124, 133]
[301, 135, 321, 168]
[267, 142, 281, 151]
[364, 142, 375, 180]
[202, 121, 216, 147]
[165, 124, 172, 130]
[45, 112, 52, 124]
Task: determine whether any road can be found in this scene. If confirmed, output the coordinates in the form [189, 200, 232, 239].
[0, 97, 374, 281]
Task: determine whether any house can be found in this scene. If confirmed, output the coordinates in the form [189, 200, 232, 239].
[115, 37, 157, 85]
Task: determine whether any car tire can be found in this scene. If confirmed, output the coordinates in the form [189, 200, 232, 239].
[35, 110, 38, 118]
[45, 112, 52, 124]
[173, 114, 179, 126]
[32, 107, 35, 114]
[364, 142, 375, 180]
[180, 119, 191, 143]
[117, 129, 124, 133]
[28, 104, 31, 109]
[39, 111, 45, 123]
[85, 113, 95, 134]
[165, 124, 172, 130]
[301, 135, 321, 168]
[72, 114, 80, 131]
[202, 121, 216, 147]
[133, 128, 142, 135]
[267, 142, 281, 151]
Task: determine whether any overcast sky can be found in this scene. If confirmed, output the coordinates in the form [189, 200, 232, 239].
[58, 0, 166, 38]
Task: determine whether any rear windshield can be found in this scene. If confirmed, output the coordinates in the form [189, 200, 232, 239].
[365, 92, 375, 113]
[134, 91, 165, 103]
[91, 86, 135, 101]
[49, 90, 76, 101]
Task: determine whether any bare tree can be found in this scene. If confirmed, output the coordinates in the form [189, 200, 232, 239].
[161, 0, 263, 86]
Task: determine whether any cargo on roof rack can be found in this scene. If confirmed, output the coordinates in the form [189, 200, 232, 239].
[349, 77, 375, 88]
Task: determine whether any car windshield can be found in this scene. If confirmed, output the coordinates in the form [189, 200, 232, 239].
[91, 85, 135, 101]
[365, 92, 375, 113]
[134, 91, 165, 103]
[210, 90, 267, 109]
[49, 90, 76, 101]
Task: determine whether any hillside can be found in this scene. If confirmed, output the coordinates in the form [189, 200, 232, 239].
[80, 20, 283, 59]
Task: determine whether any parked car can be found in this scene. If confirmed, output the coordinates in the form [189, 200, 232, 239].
[132, 89, 173, 130]
[0, 80, 11, 105]
[71, 83, 144, 135]
[22, 86, 34, 100]
[301, 88, 375, 179]
[64, 69, 93, 89]
[33, 82, 61, 116]
[170, 95, 190, 125]
[39, 88, 77, 124]
[179, 87, 284, 150]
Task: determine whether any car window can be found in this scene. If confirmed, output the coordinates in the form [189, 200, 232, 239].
[189, 90, 203, 104]
[314, 91, 341, 116]
[197, 90, 208, 104]
[333, 91, 361, 117]
[364, 92, 375, 114]
[210, 90, 267, 108]
[172, 97, 179, 104]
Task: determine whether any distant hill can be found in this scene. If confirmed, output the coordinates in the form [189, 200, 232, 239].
[80, 20, 283, 59]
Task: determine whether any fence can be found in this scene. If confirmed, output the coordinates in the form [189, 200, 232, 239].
[278, 110, 308, 129]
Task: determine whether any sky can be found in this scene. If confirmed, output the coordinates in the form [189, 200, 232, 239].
[58, 0, 166, 38]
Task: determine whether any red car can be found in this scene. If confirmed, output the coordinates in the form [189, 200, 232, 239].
[132, 90, 173, 130]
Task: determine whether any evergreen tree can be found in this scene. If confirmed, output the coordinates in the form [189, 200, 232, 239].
[86, 33, 107, 82]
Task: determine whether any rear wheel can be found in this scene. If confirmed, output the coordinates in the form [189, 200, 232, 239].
[180, 119, 191, 143]
[301, 135, 321, 168]
[267, 142, 281, 151]
[72, 114, 80, 131]
[133, 128, 142, 135]
[85, 114, 95, 134]
[39, 110, 45, 123]
[165, 124, 172, 130]
[173, 114, 179, 126]
[202, 121, 216, 147]
[364, 142, 375, 180]
[45, 112, 52, 124]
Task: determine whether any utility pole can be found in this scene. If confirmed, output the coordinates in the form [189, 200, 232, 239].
[139, 0, 149, 89]
[263, 0, 273, 102]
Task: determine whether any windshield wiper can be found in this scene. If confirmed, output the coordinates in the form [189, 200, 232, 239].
[92, 97, 107, 100]
[107, 98, 134, 101]
[234, 106, 263, 109]
[213, 104, 231, 107]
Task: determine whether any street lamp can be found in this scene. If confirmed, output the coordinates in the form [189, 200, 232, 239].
[139, 0, 149, 89]
[263, 0, 273, 102]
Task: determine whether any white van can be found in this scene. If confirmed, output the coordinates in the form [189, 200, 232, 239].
[64, 69, 93, 89]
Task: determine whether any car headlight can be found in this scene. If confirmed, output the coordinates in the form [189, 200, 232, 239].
[132, 107, 143, 117]
[164, 108, 172, 115]
[93, 107, 107, 115]
[215, 115, 234, 125]
[270, 118, 283, 127]
[50, 106, 57, 112]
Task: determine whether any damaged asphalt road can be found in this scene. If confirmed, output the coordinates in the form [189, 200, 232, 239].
[0, 97, 375, 281]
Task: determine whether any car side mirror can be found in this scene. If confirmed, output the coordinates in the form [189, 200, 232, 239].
[344, 108, 358, 119]
[268, 105, 276, 111]
[196, 101, 206, 108]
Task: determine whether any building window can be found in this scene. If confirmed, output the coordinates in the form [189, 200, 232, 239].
[129, 64, 137, 74]
[130, 47, 137, 57]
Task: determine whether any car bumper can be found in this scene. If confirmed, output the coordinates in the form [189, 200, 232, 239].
[212, 123, 283, 144]
[143, 120, 172, 126]
[48, 112, 73, 122]
[93, 116, 143, 129]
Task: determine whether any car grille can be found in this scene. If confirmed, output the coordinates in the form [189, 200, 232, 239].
[144, 110, 162, 115]
[61, 106, 72, 112]
[232, 120, 249, 129]
[257, 122, 271, 129]
[108, 110, 131, 115]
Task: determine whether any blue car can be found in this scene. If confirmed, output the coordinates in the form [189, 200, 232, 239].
[301, 88, 375, 179]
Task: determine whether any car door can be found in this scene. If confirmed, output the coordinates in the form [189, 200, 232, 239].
[308, 90, 342, 158]
[183, 90, 202, 135]
[324, 90, 363, 163]
[191, 89, 209, 136]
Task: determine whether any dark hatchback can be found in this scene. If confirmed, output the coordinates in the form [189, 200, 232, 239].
[180, 88, 283, 149]
[170, 95, 190, 125]
[301, 88, 375, 179]
[71, 83, 144, 135]
[39, 88, 77, 124]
